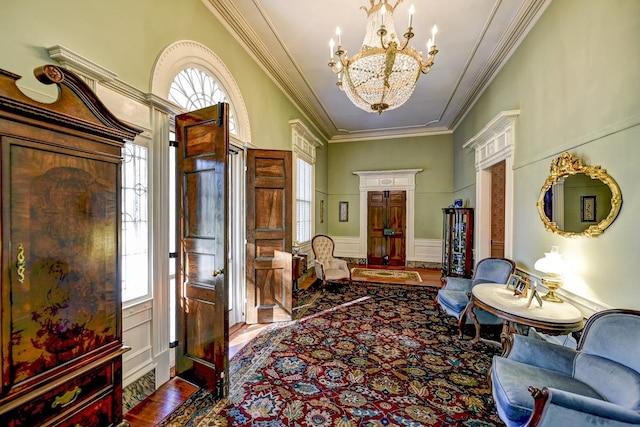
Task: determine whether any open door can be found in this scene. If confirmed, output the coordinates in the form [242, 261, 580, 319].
[175, 103, 229, 398]
[246, 149, 293, 324]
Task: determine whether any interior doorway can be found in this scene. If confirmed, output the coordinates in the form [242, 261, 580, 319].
[463, 110, 518, 260]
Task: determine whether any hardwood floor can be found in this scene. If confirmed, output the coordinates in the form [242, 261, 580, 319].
[124, 267, 441, 426]
[123, 376, 199, 426]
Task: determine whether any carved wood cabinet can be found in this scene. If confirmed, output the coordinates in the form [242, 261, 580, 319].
[0, 66, 140, 426]
[441, 207, 474, 279]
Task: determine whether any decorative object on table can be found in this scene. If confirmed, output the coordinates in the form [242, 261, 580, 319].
[327, 0, 439, 114]
[580, 195, 597, 222]
[338, 201, 348, 222]
[505, 273, 522, 291]
[454, 198, 463, 207]
[292, 240, 300, 255]
[512, 275, 529, 298]
[526, 281, 543, 308]
[534, 246, 566, 302]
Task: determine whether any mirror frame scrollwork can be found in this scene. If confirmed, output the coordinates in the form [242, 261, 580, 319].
[536, 152, 622, 238]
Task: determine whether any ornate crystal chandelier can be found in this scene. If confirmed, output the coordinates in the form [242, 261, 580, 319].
[328, 0, 439, 114]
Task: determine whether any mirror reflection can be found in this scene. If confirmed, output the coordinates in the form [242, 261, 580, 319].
[542, 173, 613, 233]
[537, 152, 622, 238]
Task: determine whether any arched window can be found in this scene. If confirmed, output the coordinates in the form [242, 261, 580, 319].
[168, 67, 237, 135]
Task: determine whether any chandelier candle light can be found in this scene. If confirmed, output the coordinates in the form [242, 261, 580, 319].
[328, 0, 439, 114]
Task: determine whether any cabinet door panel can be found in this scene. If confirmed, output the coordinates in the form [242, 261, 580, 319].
[5, 140, 119, 387]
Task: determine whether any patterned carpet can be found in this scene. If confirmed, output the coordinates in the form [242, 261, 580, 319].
[159, 283, 504, 426]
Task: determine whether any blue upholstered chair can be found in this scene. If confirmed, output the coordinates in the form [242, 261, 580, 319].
[491, 309, 640, 427]
[436, 257, 516, 338]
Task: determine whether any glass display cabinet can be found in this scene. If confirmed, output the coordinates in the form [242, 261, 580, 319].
[442, 207, 474, 279]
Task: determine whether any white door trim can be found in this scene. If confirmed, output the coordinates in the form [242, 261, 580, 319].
[463, 110, 520, 260]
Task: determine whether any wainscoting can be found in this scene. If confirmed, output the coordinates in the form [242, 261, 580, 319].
[331, 236, 442, 265]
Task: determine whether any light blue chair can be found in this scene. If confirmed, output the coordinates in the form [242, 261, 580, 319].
[491, 309, 640, 426]
[436, 257, 516, 338]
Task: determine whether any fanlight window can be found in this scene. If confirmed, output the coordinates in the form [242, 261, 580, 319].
[169, 67, 236, 135]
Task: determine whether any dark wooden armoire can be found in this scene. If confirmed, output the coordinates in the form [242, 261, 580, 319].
[0, 65, 140, 426]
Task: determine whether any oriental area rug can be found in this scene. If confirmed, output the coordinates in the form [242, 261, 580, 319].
[351, 267, 422, 283]
[159, 283, 503, 426]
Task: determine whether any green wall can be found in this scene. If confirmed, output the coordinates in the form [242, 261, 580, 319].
[453, 0, 640, 309]
[327, 134, 453, 238]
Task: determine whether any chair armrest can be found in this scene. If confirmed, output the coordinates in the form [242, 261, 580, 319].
[332, 258, 347, 271]
[526, 386, 640, 427]
[506, 334, 576, 376]
[334, 258, 351, 279]
[315, 260, 325, 280]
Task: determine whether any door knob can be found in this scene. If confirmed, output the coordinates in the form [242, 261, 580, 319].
[212, 269, 224, 277]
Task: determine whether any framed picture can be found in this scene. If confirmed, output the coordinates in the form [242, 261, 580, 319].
[526, 281, 543, 308]
[581, 195, 597, 222]
[320, 200, 324, 223]
[505, 274, 521, 290]
[507, 274, 529, 297]
[339, 201, 348, 222]
[534, 288, 544, 307]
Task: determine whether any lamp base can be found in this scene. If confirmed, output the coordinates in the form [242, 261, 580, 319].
[540, 278, 563, 303]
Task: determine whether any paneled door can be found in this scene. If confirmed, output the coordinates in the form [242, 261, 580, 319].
[246, 149, 293, 324]
[175, 103, 229, 398]
[367, 190, 406, 266]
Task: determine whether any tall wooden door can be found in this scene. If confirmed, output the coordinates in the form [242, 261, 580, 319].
[246, 149, 293, 324]
[490, 161, 506, 258]
[175, 103, 229, 398]
[367, 190, 406, 266]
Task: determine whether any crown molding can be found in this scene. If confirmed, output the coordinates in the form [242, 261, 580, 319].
[202, 0, 330, 141]
[451, 0, 551, 131]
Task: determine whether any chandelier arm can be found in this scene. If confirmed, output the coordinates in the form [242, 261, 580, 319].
[377, 26, 390, 50]
[399, 28, 414, 51]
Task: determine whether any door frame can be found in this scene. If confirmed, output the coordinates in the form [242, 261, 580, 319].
[463, 110, 519, 261]
[353, 169, 422, 263]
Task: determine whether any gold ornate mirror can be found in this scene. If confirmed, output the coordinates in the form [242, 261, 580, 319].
[536, 152, 622, 238]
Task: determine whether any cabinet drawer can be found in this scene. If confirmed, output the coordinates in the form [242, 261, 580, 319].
[7, 362, 114, 427]
[50, 393, 115, 427]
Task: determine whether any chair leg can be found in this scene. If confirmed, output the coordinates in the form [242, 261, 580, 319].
[458, 304, 470, 339]
[458, 315, 466, 339]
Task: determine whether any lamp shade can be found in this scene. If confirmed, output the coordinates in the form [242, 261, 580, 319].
[534, 246, 565, 275]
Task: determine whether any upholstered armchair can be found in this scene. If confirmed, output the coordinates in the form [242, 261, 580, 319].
[436, 257, 516, 338]
[311, 235, 351, 287]
[491, 309, 640, 427]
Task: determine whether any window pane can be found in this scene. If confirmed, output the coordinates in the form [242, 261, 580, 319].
[296, 158, 312, 243]
[169, 67, 237, 135]
[122, 142, 149, 302]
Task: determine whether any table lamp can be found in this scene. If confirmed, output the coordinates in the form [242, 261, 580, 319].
[534, 246, 565, 302]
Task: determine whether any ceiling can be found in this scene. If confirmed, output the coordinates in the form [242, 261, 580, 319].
[203, 0, 549, 142]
